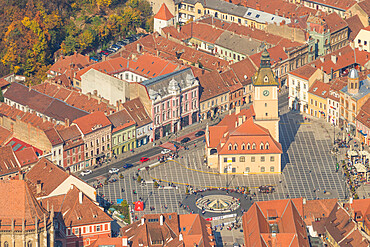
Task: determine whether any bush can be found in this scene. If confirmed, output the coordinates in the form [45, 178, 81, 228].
[137, 175, 142, 183]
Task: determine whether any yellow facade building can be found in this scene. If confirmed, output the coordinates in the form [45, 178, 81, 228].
[308, 80, 330, 119]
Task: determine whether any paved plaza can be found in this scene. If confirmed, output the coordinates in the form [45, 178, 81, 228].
[95, 109, 347, 218]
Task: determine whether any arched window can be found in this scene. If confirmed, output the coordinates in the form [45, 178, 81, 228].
[260, 143, 264, 150]
[4, 242, 9, 247]
[241, 143, 245, 150]
[270, 166, 275, 172]
[28, 241, 32, 247]
[245, 167, 250, 172]
[252, 143, 256, 150]
[265, 142, 269, 150]
[239, 156, 245, 162]
[234, 144, 238, 150]
[228, 144, 232, 150]
[261, 166, 265, 172]
[247, 143, 251, 150]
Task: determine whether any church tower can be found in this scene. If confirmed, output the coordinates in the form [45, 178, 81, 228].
[252, 49, 280, 142]
[347, 68, 360, 95]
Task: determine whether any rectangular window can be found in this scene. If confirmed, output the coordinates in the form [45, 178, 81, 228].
[251, 156, 255, 162]
[74, 228, 79, 235]
[232, 157, 236, 162]
[270, 156, 275, 162]
[96, 225, 101, 231]
[261, 156, 265, 162]
[224, 158, 227, 162]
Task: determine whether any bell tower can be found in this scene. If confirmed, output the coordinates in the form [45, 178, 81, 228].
[347, 68, 360, 95]
[252, 49, 280, 141]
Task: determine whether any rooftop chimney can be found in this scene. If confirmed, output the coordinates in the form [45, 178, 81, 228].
[160, 215, 164, 226]
[141, 217, 145, 225]
[79, 191, 83, 204]
[303, 198, 306, 205]
[179, 233, 183, 241]
[122, 236, 128, 247]
[36, 180, 42, 194]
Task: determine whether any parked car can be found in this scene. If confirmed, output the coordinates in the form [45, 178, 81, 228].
[90, 56, 99, 62]
[140, 157, 149, 163]
[195, 130, 205, 137]
[80, 170, 92, 176]
[161, 149, 171, 154]
[117, 41, 126, 46]
[123, 164, 134, 169]
[106, 48, 115, 53]
[109, 168, 120, 174]
[181, 137, 191, 143]
[112, 44, 121, 49]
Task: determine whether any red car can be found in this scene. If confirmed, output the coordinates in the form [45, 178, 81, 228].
[140, 157, 149, 162]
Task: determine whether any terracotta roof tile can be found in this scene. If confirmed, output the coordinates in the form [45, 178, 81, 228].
[41, 186, 112, 227]
[356, 98, 370, 129]
[0, 180, 49, 231]
[308, 80, 330, 98]
[107, 108, 135, 133]
[14, 147, 38, 168]
[345, 15, 365, 42]
[310, 46, 370, 74]
[0, 126, 12, 146]
[154, 3, 174, 21]
[323, 12, 348, 33]
[0, 78, 10, 89]
[289, 65, 319, 80]
[122, 98, 152, 127]
[25, 158, 69, 197]
[180, 22, 225, 43]
[198, 70, 229, 102]
[358, 0, 370, 15]
[48, 53, 93, 79]
[0, 146, 20, 177]
[250, 45, 289, 68]
[73, 111, 111, 135]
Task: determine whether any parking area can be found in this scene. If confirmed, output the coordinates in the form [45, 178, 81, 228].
[95, 110, 347, 221]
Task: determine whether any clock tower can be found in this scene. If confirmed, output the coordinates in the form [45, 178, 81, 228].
[252, 49, 279, 142]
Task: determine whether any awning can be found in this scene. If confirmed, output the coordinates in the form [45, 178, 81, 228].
[359, 130, 368, 136]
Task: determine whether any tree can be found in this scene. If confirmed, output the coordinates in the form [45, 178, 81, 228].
[154, 181, 159, 188]
[137, 175, 142, 183]
[0, 88, 4, 102]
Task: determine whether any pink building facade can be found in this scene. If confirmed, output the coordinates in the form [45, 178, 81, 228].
[142, 68, 199, 140]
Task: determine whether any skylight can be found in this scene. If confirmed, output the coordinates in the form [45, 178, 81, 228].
[313, 87, 318, 92]
[247, 12, 251, 16]
[256, 14, 260, 18]
[322, 91, 326, 95]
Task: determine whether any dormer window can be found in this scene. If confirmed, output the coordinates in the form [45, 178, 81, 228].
[260, 143, 264, 150]
[265, 142, 269, 150]
[228, 144, 232, 150]
[242, 143, 245, 150]
[247, 143, 251, 150]
[234, 144, 238, 150]
[264, 76, 269, 83]
[252, 143, 256, 150]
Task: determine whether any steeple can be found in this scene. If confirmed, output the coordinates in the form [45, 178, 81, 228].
[260, 49, 271, 68]
[252, 49, 279, 86]
[347, 68, 360, 95]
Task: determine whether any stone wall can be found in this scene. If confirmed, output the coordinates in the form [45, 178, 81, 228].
[266, 23, 307, 43]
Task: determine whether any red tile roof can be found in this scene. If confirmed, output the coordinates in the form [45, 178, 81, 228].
[122, 98, 152, 127]
[154, 3, 174, 21]
[0, 78, 10, 89]
[44, 127, 63, 146]
[345, 15, 365, 42]
[75, 53, 186, 81]
[179, 22, 225, 43]
[6, 137, 44, 156]
[358, 0, 370, 15]
[198, 70, 229, 102]
[0, 146, 20, 177]
[73, 111, 111, 135]
[243, 198, 309, 247]
[310, 45, 370, 74]
[289, 65, 320, 80]
[323, 12, 348, 33]
[48, 53, 93, 79]
[14, 147, 38, 168]
[0, 126, 12, 146]
[41, 186, 112, 227]
[124, 34, 230, 72]
[25, 158, 69, 197]
[356, 98, 370, 129]
[207, 107, 282, 154]
[0, 180, 50, 231]
[310, 0, 356, 10]
[107, 108, 135, 133]
[308, 80, 330, 98]
[120, 213, 214, 247]
[250, 45, 288, 68]
[229, 56, 257, 85]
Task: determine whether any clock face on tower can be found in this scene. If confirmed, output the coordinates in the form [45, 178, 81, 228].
[263, 90, 270, 96]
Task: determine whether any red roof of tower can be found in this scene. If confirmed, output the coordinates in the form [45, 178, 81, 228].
[154, 3, 174, 21]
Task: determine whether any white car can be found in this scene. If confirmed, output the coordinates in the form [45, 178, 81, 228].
[109, 168, 119, 174]
[161, 149, 171, 154]
[80, 170, 92, 176]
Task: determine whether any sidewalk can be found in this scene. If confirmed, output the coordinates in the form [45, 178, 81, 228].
[110, 117, 215, 165]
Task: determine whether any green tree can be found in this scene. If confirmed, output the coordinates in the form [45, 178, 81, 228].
[137, 175, 142, 183]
